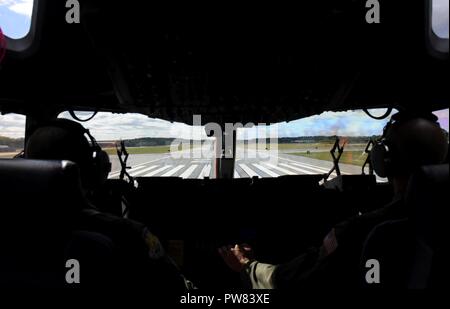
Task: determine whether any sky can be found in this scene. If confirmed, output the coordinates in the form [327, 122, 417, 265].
[0, 1, 449, 140]
[433, 0, 449, 38]
[1, 109, 448, 141]
[58, 109, 397, 141]
[0, 0, 33, 39]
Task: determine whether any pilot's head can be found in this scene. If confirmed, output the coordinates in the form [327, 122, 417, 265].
[24, 119, 111, 190]
[371, 112, 448, 194]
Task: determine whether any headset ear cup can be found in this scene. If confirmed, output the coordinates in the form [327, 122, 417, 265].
[80, 149, 110, 189]
[94, 149, 111, 185]
[371, 142, 388, 178]
[84, 129, 110, 187]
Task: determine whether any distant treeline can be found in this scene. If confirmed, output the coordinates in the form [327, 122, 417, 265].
[120, 136, 380, 147]
[3, 132, 446, 151]
[123, 137, 195, 147]
[110, 130, 450, 147]
[241, 136, 380, 144]
[0, 136, 24, 150]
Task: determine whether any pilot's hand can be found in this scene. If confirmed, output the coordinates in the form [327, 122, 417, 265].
[218, 244, 254, 273]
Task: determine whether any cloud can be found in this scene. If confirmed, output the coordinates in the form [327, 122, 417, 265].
[0, 0, 33, 39]
[0, 113, 26, 139]
[244, 109, 394, 139]
[232, 109, 395, 140]
[6, 0, 33, 18]
[59, 112, 208, 141]
[434, 109, 449, 132]
[1, 109, 449, 141]
[433, 0, 449, 38]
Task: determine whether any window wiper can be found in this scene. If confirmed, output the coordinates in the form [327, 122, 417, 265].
[116, 140, 133, 183]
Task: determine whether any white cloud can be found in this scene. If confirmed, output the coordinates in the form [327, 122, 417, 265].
[7, 0, 33, 18]
[0, 113, 26, 139]
[59, 112, 208, 141]
[2, 108, 448, 141]
[0, 110, 392, 141]
[433, 0, 449, 38]
[257, 110, 393, 138]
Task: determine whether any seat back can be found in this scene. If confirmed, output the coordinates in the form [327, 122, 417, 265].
[0, 159, 87, 287]
[360, 164, 448, 288]
[406, 164, 448, 288]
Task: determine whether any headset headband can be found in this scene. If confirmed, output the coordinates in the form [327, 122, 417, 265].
[36, 118, 110, 186]
[372, 111, 442, 178]
[382, 111, 440, 141]
[39, 118, 101, 152]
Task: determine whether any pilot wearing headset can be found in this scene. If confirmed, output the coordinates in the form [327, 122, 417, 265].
[24, 118, 193, 290]
[219, 111, 448, 289]
[25, 118, 112, 192]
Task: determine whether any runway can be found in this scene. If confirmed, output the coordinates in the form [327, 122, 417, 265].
[108, 147, 388, 183]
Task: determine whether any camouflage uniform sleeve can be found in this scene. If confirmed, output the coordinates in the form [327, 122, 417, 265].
[239, 240, 332, 289]
[240, 260, 278, 289]
[240, 203, 398, 289]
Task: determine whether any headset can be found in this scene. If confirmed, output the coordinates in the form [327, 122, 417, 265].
[26, 119, 112, 188]
[371, 112, 440, 178]
[370, 120, 394, 178]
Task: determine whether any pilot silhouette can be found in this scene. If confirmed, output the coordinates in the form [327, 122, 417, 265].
[219, 112, 448, 289]
[25, 118, 193, 290]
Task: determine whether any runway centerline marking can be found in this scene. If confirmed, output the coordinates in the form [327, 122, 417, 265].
[262, 163, 296, 175]
[108, 165, 149, 178]
[239, 164, 260, 178]
[180, 165, 199, 179]
[279, 163, 315, 175]
[129, 165, 160, 177]
[162, 165, 185, 177]
[290, 162, 334, 174]
[198, 164, 211, 179]
[144, 165, 173, 177]
[109, 155, 173, 174]
[276, 156, 351, 175]
[252, 163, 280, 178]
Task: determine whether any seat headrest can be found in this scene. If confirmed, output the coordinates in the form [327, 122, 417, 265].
[0, 159, 87, 229]
[0, 159, 92, 287]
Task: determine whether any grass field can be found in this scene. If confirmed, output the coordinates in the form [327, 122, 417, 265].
[275, 143, 335, 151]
[104, 144, 202, 155]
[103, 143, 367, 156]
[291, 151, 368, 166]
[104, 146, 173, 155]
[238, 143, 335, 151]
[239, 143, 366, 152]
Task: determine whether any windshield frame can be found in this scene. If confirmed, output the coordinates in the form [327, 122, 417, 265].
[3, 0, 42, 55]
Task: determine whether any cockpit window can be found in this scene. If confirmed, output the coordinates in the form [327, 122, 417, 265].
[433, 0, 449, 39]
[58, 110, 403, 182]
[0, 0, 34, 40]
[434, 108, 449, 132]
[2, 109, 446, 180]
[59, 112, 213, 179]
[235, 109, 395, 183]
[0, 113, 25, 158]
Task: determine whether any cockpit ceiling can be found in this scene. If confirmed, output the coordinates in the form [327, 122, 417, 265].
[0, 2, 448, 124]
